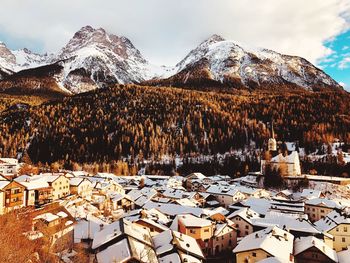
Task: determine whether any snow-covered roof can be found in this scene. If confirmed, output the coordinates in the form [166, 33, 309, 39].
[34, 212, 59, 222]
[315, 211, 350, 232]
[178, 214, 212, 228]
[233, 226, 294, 261]
[143, 201, 208, 217]
[135, 218, 169, 232]
[73, 216, 108, 242]
[17, 178, 50, 190]
[271, 151, 300, 164]
[294, 236, 338, 262]
[174, 198, 197, 207]
[92, 219, 153, 250]
[253, 214, 320, 235]
[228, 207, 260, 224]
[69, 177, 86, 186]
[301, 189, 323, 199]
[338, 247, 350, 263]
[0, 180, 10, 190]
[305, 198, 342, 209]
[187, 172, 207, 180]
[96, 239, 130, 263]
[206, 184, 241, 197]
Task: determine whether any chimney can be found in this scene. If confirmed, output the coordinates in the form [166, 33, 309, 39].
[99, 224, 104, 231]
[284, 233, 288, 241]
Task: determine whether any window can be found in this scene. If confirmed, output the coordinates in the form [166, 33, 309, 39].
[190, 229, 196, 234]
[245, 225, 249, 230]
[320, 209, 325, 213]
[345, 227, 348, 232]
[12, 188, 21, 194]
[252, 252, 257, 257]
[342, 237, 346, 243]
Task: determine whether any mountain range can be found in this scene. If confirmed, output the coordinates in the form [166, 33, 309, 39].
[0, 25, 342, 95]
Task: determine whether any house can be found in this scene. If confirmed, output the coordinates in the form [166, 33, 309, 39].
[186, 173, 212, 191]
[206, 185, 246, 207]
[253, 212, 321, 238]
[301, 189, 325, 200]
[134, 218, 169, 236]
[228, 208, 260, 237]
[0, 180, 25, 214]
[31, 174, 70, 200]
[15, 176, 53, 207]
[212, 223, 237, 255]
[315, 211, 350, 252]
[175, 214, 214, 256]
[232, 226, 294, 263]
[110, 193, 135, 212]
[69, 177, 92, 198]
[0, 158, 18, 177]
[305, 198, 343, 222]
[172, 213, 237, 257]
[92, 219, 158, 263]
[153, 229, 205, 262]
[294, 236, 338, 263]
[31, 203, 75, 253]
[275, 189, 293, 200]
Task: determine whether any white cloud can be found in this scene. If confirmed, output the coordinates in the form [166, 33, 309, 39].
[0, 0, 349, 66]
[339, 57, 350, 69]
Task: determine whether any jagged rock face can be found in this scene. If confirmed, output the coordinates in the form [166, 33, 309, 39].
[164, 35, 341, 91]
[52, 25, 155, 93]
[12, 48, 51, 71]
[0, 42, 16, 70]
[0, 30, 342, 95]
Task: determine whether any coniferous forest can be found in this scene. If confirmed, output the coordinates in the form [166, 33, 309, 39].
[0, 85, 350, 175]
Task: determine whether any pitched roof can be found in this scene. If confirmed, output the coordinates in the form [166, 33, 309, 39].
[178, 214, 212, 228]
[294, 236, 338, 262]
[233, 226, 294, 261]
[315, 211, 350, 232]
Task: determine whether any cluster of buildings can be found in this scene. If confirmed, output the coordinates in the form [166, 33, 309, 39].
[0, 129, 350, 262]
[2, 168, 346, 263]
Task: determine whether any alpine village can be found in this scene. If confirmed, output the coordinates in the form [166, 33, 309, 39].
[1, 4, 350, 263]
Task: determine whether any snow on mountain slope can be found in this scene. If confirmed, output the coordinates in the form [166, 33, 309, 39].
[164, 35, 341, 90]
[0, 41, 51, 72]
[52, 26, 170, 93]
[11, 48, 52, 71]
[0, 30, 342, 94]
[0, 42, 16, 72]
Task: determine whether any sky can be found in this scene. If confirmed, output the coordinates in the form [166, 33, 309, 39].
[0, 0, 350, 89]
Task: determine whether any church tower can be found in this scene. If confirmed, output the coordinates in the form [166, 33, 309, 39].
[268, 120, 277, 151]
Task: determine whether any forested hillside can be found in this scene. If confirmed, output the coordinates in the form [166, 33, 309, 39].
[0, 85, 349, 170]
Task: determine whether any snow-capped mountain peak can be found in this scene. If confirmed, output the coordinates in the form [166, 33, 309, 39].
[168, 35, 341, 90]
[0, 29, 342, 93]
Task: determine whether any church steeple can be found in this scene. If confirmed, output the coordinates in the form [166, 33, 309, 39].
[268, 119, 277, 151]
